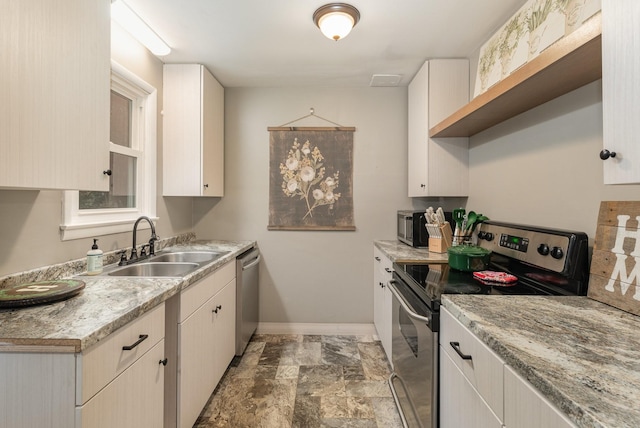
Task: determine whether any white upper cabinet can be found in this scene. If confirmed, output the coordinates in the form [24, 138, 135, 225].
[0, 0, 110, 191]
[602, 0, 640, 184]
[163, 64, 225, 197]
[408, 60, 469, 197]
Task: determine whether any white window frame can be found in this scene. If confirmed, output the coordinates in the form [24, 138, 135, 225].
[60, 60, 157, 241]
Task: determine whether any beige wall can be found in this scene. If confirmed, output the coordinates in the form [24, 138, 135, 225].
[193, 86, 427, 324]
[0, 23, 193, 277]
[467, 81, 640, 244]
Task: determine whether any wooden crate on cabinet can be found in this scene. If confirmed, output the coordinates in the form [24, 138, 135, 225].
[163, 64, 224, 196]
[408, 59, 469, 197]
[602, 0, 640, 184]
[0, 0, 110, 191]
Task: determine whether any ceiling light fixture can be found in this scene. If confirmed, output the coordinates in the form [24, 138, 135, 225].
[111, 0, 171, 56]
[313, 3, 360, 41]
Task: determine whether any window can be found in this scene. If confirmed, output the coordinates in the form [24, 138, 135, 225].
[60, 61, 157, 241]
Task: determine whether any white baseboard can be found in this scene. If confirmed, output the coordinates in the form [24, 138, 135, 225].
[256, 322, 377, 336]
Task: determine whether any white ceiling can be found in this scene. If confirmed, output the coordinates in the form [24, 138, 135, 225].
[122, 0, 527, 87]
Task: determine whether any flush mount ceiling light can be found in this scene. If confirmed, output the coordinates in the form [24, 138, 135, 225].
[111, 0, 171, 56]
[313, 3, 360, 41]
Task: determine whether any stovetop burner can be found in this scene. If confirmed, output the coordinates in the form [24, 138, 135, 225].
[443, 283, 484, 294]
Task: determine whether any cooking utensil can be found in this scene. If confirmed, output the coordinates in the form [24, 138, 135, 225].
[453, 209, 464, 228]
[465, 211, 478, 234]
[472, 214, 489, 233]
[447, 245, 492, 271]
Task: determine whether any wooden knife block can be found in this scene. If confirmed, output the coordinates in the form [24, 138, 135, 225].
[427, 223, 453, 253]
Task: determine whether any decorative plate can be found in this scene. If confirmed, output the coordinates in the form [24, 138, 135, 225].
[0, 279, 86, 308]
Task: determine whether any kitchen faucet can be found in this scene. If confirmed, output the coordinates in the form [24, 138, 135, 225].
[118, 216, 159, 265]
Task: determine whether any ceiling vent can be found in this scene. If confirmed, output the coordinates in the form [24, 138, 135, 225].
[370, 74, 402, 87]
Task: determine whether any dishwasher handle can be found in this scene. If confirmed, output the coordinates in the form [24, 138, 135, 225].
[241, 253, 261, 271]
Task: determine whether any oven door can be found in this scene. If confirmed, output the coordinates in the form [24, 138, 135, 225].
[388, 277, 438, 428]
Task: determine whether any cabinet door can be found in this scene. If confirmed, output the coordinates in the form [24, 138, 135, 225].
[77, 340, 166, 428]
[0, 0, 110, 191]
[178, 279, 236, 428]
[373, 247, 392, 363]
[407, 60, 469, 197]
[408, 63, 430, 196]
[440, 348, 503, 428]
[504, 365, 577, 428]
[163, 64, 224, 196]
[602, 0, 640, 184]
[202, 69, 225, 196]
[0, 352, 76, 428]
[212, 279, 237, 386]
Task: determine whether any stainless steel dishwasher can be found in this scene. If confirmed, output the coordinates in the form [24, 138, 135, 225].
[236, 247, 261, 355]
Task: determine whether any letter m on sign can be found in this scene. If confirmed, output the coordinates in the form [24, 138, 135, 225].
[588, 201, 640, 316]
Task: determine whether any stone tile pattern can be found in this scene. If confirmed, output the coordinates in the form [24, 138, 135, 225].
[194, 334, 403, 428]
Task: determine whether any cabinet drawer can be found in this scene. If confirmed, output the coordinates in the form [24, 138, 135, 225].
[77, 303, 165, 404]
[180, 260, 235, 320]
[440, 307, 504, 420]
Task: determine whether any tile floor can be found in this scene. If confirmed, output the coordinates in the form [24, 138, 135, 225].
[193, 334, 403, 427]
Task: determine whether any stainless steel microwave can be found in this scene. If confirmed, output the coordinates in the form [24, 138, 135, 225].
[397, 210, 429, 248]
[397, 210, 453, 248]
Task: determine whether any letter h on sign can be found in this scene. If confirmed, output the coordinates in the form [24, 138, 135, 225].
[605, 215, 640, 299]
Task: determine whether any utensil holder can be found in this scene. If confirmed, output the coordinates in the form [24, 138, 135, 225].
[425, 222, 453, 253]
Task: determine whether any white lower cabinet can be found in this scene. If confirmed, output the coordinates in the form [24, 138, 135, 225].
[440, 307, 504, 428]
[441, 306, 577, 428]
[76, 339, 166, 428]
[0, 303, 167, 428]
[504, 365, 577, 428]
[373, 246, 393, 364]
[165, 260, 237, 428]
[440, 349, 503, 428]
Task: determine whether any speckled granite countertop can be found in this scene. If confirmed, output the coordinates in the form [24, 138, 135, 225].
[442, 295, 640, 428]
[0, 240, 255, 353]
[374, 240, 448, 263]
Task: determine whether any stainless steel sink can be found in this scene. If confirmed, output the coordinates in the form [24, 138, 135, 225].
[150, 251, 228, 264]
[107, 262, 199, 277]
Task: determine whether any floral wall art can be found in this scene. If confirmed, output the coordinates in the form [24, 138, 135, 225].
[474, 0, 601, 97]
[268, 128, 355, 231]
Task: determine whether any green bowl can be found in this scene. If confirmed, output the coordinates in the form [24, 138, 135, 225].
[447, 245, 492, 272]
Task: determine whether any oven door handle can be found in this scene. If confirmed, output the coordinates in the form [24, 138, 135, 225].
[388, 279, 431, 326]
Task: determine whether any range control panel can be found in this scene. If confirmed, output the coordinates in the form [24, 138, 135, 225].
[476, 222, 574, 274]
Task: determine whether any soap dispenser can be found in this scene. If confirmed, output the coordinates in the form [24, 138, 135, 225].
[87, 238, 103, 275]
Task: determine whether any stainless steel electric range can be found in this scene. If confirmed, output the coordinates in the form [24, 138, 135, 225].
[388, 221, 590, 428]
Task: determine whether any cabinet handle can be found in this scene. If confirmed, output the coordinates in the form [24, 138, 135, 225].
[103, 169, 112, 176]
[159, 358, 168, 366]
[203, 183, 209, 188]
[385, 268, 392, 273]
[122, 334, 149, 351]
[450, 341, 472, 360]
[599, 149, 617, 160]
[213, 305, 222, 314]
[375, 257, 381, 262]
[379, 281, 385, 288]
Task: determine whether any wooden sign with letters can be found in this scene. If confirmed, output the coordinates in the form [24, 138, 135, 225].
[589, 201, 640, 316]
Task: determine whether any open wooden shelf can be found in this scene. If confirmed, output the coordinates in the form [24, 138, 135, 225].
[429, 13, 602, 138]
